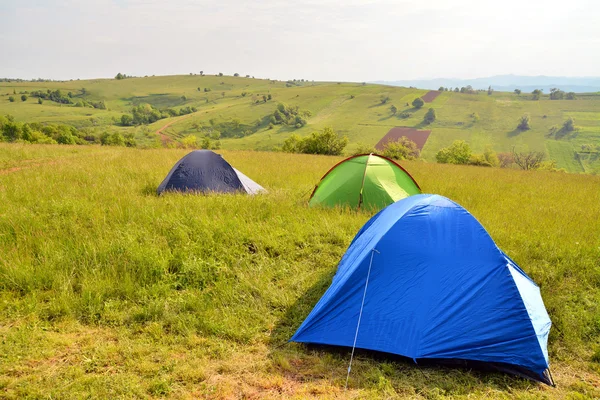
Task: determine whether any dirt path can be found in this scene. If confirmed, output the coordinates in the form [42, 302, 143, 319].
[155, 114, 193, 143]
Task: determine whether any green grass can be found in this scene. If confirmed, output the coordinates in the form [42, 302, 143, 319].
[1, 144, 600, 398]
[2, 76, 600, 172]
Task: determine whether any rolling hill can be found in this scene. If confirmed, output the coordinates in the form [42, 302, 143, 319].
[1, 74, 599, 173]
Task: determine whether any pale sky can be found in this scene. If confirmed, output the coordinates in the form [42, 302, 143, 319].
[1, 0, 598, 81]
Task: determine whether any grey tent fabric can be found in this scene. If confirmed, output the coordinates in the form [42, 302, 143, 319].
[232, 168, 266, 195]
[157, 150, 266, 195]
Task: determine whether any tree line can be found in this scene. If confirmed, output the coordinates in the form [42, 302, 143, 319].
[0, 114, 136, 147]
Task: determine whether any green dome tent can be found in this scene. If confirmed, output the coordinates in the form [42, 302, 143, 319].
[308, 153, 421, 210]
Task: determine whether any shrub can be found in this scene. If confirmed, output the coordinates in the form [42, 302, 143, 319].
[436, 140, 472, 164]
[412, 97, 424, 109]
[121, 114, 133, 126]
[352, 142, 376, 155]
[512, 148, 545, 170]
[390, 105, 397, 115]
[563, 117, 575, 132]
[382, 137, 420, 160]
[423, 108, 436, 124]
[8, 96, 15, 102]
[281, 127, 348, 155]
[38, 98, 43, 105]
[180, 134, 198, 148]
[517, 114, 531, 130]
[21, 94, 27, 102]
[399, 112, 411, 119]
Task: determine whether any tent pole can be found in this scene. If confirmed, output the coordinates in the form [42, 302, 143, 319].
[357, 153, 372, 209]
[345, 248, 379, 390]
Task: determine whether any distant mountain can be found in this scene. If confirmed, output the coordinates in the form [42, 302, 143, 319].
[374, 75, 600, 93]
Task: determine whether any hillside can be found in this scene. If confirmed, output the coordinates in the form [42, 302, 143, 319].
[0, 144, 599, 398]
[1, 75, 599, 173]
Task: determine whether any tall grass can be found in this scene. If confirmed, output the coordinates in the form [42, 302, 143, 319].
[0, 144, 599, 398]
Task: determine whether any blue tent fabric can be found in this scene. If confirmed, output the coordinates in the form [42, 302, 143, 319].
[157, 150, 266, 195]
[291, 194, 552, 384]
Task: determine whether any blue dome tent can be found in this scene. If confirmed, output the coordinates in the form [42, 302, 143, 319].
[291, 194, 553, 385]
[157, 150, 266, 195]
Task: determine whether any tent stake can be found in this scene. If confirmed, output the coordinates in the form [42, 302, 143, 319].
[345, 248, 379, 390]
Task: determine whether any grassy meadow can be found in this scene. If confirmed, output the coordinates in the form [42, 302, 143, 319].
[1, 144, 600, 399]
[1, 75, 600, 173]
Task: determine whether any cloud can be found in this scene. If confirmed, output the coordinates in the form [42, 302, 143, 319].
[0, 0, 598, 80]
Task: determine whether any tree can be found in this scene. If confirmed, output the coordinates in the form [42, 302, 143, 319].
[424, 108, 436, 124]
[512, 148, 545, 170]
[181, 95, 187, 101]
[566, 92, 576, 100]
[234, 73, 239, 77]
[436, 140, 472, 164]
[549, 88, 564, 100]
[382, 137, 420, 160]
[200, 71, 204, 76]
[390, 104, 397, 115]
[262, 95, 267, 103]
[218, 72, 223, 76]
[380, 95, 390, 104]
[21, 94, 27, 102]
[514, 89, 521, 95]
[38, 98, 43, 105]
[531, 89, 542, 100]
[8, 96, 15, 102]
[438, 86, 445, 91]
[267, 94, 272, 100]
[487, 86, 493, 96]
[115, 72, 124, 80]
[412, 97, 424, 108]
[563, 117, 575, 132]
[517, 114, 531, 130]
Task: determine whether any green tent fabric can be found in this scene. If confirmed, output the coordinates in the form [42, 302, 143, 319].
[308, 153, 421, 210]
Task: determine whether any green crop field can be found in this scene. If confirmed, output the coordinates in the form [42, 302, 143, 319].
[1, 75, 599, 174]
[1, 144, 599, 399]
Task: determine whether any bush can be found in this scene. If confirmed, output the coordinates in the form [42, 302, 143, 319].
[436, 140, 472, 164]
[180, 134, 198, 148]
[423, 108, 436, 124]
[517, 114, 531, 130]
[399, 112, 411, 119]
[121, 114, 134, 126]
[8, 96, 15, 102]
[352, 142, 376, 155]
[382, 137, 420, 160]
[281, 127, 348, 155]
[563, 117, 575, 132]
[412, 97, 424, 109]
[497, 152, 514, 168]
[21, 94, 28, 102]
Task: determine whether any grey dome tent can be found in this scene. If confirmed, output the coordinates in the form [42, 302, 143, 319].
[157, 150, 266, 195]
